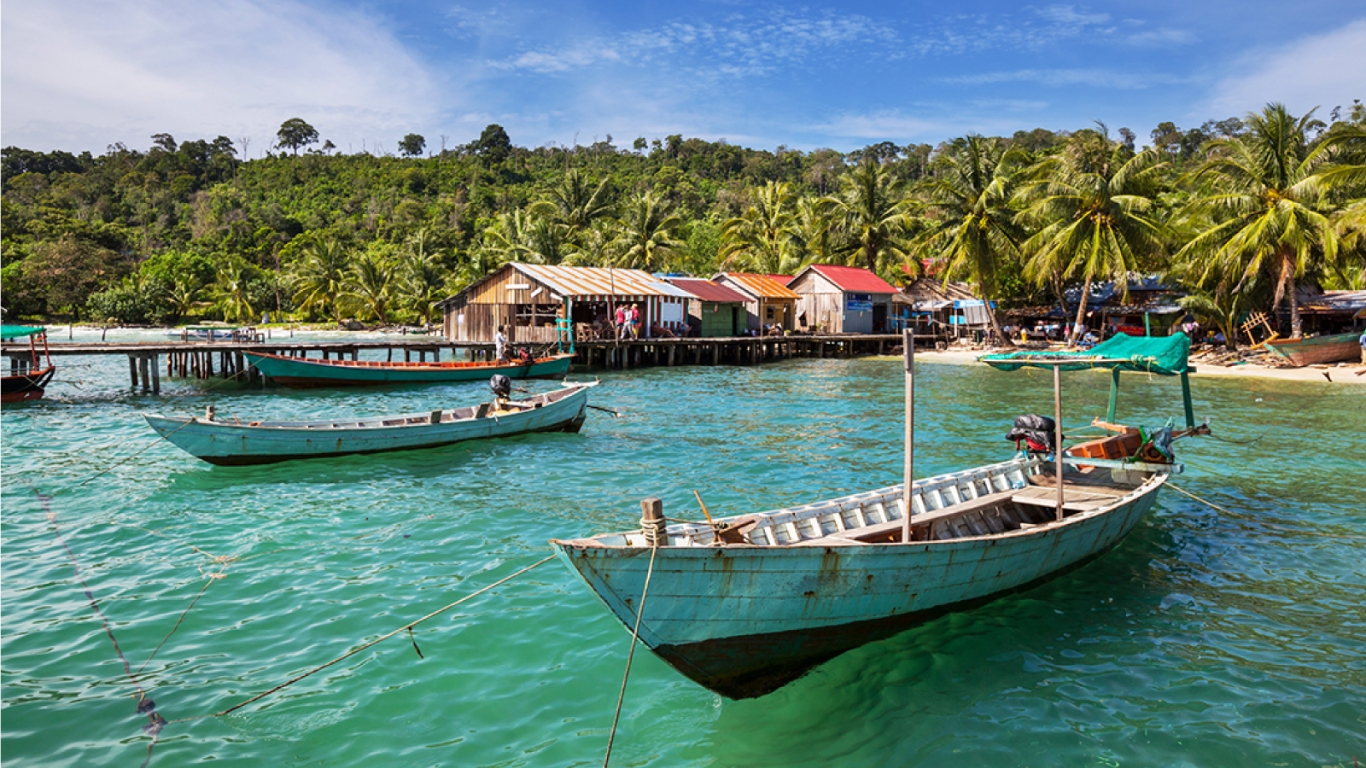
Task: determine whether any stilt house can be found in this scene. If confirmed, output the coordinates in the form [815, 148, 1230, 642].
[713, 273, 799, 333]
[666, 278, 750, 337]
[788, 265, 898, 334]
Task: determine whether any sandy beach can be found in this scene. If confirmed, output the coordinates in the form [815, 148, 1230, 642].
[910, 346, 1366, 385]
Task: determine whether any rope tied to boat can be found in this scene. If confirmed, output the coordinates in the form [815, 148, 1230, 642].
[172, 554, 557, 724]
[602, 544, 659, 768]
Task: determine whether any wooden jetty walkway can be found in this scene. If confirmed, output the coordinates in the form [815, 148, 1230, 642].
[2, 333, 936, 394]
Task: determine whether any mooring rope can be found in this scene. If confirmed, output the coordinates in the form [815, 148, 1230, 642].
[173, 554, 557, 723]
[1167, 482, 1366, 541]
[602, 544, 659, 768]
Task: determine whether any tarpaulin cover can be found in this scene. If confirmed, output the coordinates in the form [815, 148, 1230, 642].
[1, 325, 45, 340]
[979, 332, 1191, 375]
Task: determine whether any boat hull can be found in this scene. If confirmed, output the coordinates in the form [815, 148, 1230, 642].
[1263, 333, 1359, 366]
[144, 384, 591, 465]
[243, 352, 573, 387]
[553, 474, 1163, 699]
[1, 366, 56, 403]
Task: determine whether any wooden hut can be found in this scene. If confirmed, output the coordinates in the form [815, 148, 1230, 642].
[788, 265, 897, 334]
[666, 278, 749, 337]
[713, 273, 799, 333]
[892, 278, 981, 336]
[436, 263, 688, 343]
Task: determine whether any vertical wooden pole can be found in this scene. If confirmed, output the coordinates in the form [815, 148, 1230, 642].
[1180, 370, 1195, 429]
[151, 354, 161, 394]
[128, 355, 139, 388]
[1053, 364, 1064, 522]
[1106, 367, 1121, 423]
[902, 329, 914, 543]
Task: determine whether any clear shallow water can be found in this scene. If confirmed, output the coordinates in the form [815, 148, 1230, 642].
[3, 335, 1363, 767]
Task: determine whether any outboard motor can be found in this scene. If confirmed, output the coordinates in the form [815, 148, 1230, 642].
[1006, 414, 1057, 454]
[489, 374, 512, 399]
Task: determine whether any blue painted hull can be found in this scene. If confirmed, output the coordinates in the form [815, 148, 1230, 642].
[553, 462, 1165, 698]
[244, 352, 573, 387]
[144, 383, 593, 465]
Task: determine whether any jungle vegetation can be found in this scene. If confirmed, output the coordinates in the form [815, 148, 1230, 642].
[3, 102, 1363, 342]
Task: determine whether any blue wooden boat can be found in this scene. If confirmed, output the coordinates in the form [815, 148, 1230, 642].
[552, 333, 1204, 699]
[144, 381, 594, 465]
[243, 351, 573, 387]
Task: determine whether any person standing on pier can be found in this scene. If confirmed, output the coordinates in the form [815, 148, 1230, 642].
[615, 306, 627, 340]
[629, 304, 641, 340]
[495, 325, 508, 361]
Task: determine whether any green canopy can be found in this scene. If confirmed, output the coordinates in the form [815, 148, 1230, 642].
[979, 332, 1191, 376]
[1, 325, 46, 341]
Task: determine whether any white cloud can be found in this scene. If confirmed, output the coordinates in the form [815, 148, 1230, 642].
[1208, 18, 1366, 118]
[943, 68, 1174, 89]
[1, 0, 439, 154]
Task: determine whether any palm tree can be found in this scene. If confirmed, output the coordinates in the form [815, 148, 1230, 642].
[478, 209, 570, 266]
[613, 191, 685, 271]
[828, 159, 916, 278]
[533, 169, 615, 239]
[212, 258, 258, 323]
[795, 196, 838, 264]
[167, 278, 206, 321]
[400, 230, 447, 325]
[341, 252, 395, 325]
[1016, 128, 1168, 346]
[291, 239, 349, 323]
[719, 181, 803, 274]
[912, 135, 1026, 345]
[1175, 104, 1340, 339]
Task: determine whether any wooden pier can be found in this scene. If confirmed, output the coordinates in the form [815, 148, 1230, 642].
[2, 333, 936, 394]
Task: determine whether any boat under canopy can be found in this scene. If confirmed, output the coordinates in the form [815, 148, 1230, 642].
[553, 331, 1205, 699]
[1, 325, 56, 404]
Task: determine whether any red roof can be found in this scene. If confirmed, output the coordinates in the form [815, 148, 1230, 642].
[765, 273, 794, 286]
[667, 278, 750, 303]
[804, 264, 898, 294]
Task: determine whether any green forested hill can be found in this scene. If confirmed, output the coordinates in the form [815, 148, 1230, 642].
[3, 107, 1363, 343]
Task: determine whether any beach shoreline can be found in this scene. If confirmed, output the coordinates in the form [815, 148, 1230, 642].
[907, 347, 1366, 385]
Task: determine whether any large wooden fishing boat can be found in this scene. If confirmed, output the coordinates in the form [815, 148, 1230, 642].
[243, 350, 573, 387]
[1263, 332, 1359, 367]
[552, 333, 1205, 699]
[1, 325, 56, 403]
[144, 381, 594, 465]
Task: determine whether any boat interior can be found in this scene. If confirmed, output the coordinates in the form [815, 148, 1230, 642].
[584, 453, 1161, 550]
[256, 352, 567, 369]
[187, 383, 587, 430]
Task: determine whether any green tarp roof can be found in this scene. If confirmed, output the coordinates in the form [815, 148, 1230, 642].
[1, 325, 46, 340]
[979, 332, 1191, 376]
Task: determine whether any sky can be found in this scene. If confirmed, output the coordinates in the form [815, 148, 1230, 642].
[2, 0, 1364, 157]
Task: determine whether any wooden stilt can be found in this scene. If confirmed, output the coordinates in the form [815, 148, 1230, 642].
[902, 329, 915, 543]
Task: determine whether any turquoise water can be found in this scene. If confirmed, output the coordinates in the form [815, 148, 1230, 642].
[3, 336, 1364, 767]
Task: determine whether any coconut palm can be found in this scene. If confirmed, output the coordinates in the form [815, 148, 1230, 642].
[912, 135, 1026, 345]
[478, 209, 570, 266]
[341, 251, 395, 325]
[212, 258, 259, 323]
[613, 191, 685, 271]
[719, 181, 804, 274]
[1175, 104, 1341, 339]
[291, 239, 349, 323]
[400, 229, 448, 325]
[795, 196, 838, 264]
[532, 169, 615, 238]
[827, 159, 917, 278]
[1017, 128, 1168, 346]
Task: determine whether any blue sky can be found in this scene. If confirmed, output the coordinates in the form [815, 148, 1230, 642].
[3, 0, 1364, 156]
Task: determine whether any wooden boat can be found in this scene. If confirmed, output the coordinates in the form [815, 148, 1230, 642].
[1263, 332, 1359, 366]
[144, 381, 595, 465]
[1, 325, 56, 404]
[551, 332, 1205, 699]
[243, 351, 574, 387]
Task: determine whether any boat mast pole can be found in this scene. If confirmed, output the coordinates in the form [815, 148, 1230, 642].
[902, 328, 914, 543]
[1053, 363, 1064, 521]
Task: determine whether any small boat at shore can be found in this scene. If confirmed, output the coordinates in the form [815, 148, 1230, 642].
[2, 325, 56, 404]
[243, 351, 574, 387]
[1263, 332, 1360, 367]
[144, 381, 595, 465]
[552, 333, 1205, 699]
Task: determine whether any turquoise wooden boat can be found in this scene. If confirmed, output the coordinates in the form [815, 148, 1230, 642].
[243, 351, 573, 387]
[144, 382, 594, 465]
[552, 333, 1204, 699]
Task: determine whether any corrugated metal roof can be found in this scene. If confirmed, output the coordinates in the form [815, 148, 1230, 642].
[765, 273, 794, 286]
[514, 263, 675, 297]
[666, 278, 750, 303]
[646, 280, 696, 299]
[803, 264, 898, 294]
[715, 272, 800, 300]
